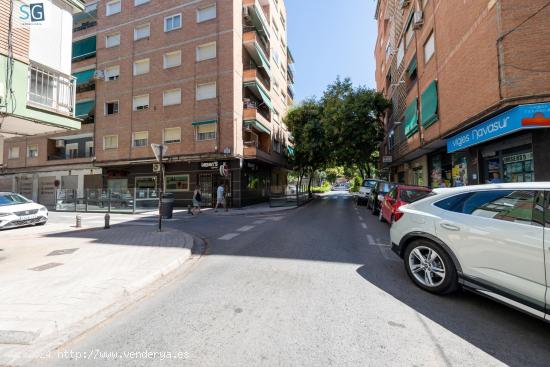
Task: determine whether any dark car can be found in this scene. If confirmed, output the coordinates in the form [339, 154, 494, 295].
[368, 181, 395, 215]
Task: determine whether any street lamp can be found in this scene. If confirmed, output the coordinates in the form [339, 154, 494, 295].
[151, 143, 168, 232]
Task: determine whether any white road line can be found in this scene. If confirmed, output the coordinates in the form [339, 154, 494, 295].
[237, 225, 255, 232]
[253, 220, 266, 225]
[218, 233, 240, 240]
[358, 216, 363, 220]
[269, 216, 283, 222]
[366, 234, 375, 244]
[361, 223, 367, 229]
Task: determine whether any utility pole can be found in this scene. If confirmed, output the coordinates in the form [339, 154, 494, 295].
[151, 143, 168, 232]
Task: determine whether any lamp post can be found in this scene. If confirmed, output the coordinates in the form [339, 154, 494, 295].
[151, 143, 168, 232]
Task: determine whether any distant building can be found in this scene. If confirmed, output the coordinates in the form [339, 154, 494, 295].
[1, 0, 295, 208]
[374, 0, 550, 187]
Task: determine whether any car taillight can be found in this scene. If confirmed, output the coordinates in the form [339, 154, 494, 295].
[394, 209, 404, 222]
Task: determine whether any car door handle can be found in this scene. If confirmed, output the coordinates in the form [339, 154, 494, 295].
[440, 222, 461, 231]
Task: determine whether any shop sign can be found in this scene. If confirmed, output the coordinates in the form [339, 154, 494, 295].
[503, 152, 533, 164]
[201, 161, 219, 169]
[382, 156, 393, 163]
[447, 102, 550, 153]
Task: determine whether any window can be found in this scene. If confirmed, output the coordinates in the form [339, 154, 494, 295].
[163, 50, 182, 68]
[105, 101, 119, 115]
[134, 24, 150, 40]
[405, 17, 414, 47]
[106, 33, 120, 48]
[8, 146, 19, 159]
[434, 190, 540, 225]
[163, 127, 181, 144]
[27, 145, 38, 158]
[133, 131, 149, 147]
[273, 50, 280, 66]
[163, 89, 181, 106]
[397, 38, 404, 65]
[164, 14, 182, 32]
[197, 4, 216, 22]
[103, 135, 119, 149]
[196, 124, 216, 141]
[133, 58, 150, 75]
[196, 82, 216, 100]
[105, 65, 120, 80]
[133, 94, 149, 111]
[134, 0, 149, 6]
[165, 175, 190, 192]
[65, 143, 78, 159]
[273, 109, 280, 124]
[106, 0, 121, 16]
[424, 31, 435, 63]
[85, 141, 94, 157]
[196, 42, 216, 61]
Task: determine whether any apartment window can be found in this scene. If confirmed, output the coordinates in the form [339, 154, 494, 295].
[133, 131, 149, 147]
[197, 4, 216, 22]
[196, 123, 216, 141]
[163, 50, 181, 68]
[163, 89, 181, 106]
[8, 146, 19, 159]
[133, 94, 150, 111]
[105, 101, 119, 115]
[133, 58, 150, 75]
[105, 65, 120, 80]
[134, 24, 150, 40]
[85, 141, 94, 157]
[424, 31, 435, 63]
[273, 109, 280, 124]
[106, 0, 121, 16]
[163, 127, 181, 144]
[273, 50, 280, 65]
[27, 145, 38, 158]
[103, 135, 119, 149]
[196, 82, 216, 100]
[397, 39, 405, 65]
[66, 143, 79, 159]
[196, 42, 216, 61]
[164, 14, 182, 32]
[105, 33, 120, 48]
[134, 0, 149, 6]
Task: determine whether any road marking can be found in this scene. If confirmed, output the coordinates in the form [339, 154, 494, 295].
[366, 234, 375, 244]
[237, 225, 255, 232]
[253, 220, 266, 225]
[358, 216, 363, 220]
[218, 233, 239, 240]
[361, 223, 367, 229]
[268, 216, 283, 222]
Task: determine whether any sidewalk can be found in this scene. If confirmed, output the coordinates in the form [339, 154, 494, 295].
[0, 222, 196, 366]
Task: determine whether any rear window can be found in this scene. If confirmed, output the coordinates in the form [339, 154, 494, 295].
[400, 189, 431, 203]
[379, 183, 394, 193]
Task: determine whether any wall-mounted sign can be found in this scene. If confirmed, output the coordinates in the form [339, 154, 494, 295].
[503, 152, 533, 164]
[382, 156, 393, 163]
[201, 161, 219, 169]
[219, 162, 229, 177]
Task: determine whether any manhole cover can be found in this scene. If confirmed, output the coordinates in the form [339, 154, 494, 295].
[29, 263, 63, 271]
[47, 248, 79, 256]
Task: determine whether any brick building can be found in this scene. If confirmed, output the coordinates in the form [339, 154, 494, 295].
[374, 0, 550, 188]
[1, 0, 295, 208]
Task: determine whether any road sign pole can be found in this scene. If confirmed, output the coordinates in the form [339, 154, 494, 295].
[158, 145, 163, 232]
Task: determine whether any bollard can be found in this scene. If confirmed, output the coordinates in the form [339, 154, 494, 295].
[188, 204, 192, 215]
[104, 213, 110, 229]
[75, 215, 82, 228]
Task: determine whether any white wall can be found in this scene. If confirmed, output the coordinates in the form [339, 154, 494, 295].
[28, 0, 74, 75]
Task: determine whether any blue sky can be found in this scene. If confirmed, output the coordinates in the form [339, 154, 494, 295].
[286, 0, 378, 102]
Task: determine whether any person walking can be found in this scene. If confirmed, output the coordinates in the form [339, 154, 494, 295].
[215, 183, 227, 212]
[192, 186, 202, 215]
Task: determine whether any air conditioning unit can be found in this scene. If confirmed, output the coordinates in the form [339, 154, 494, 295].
[55, 140, 65, 148]
[413, 11, 424, 29]
[93, 70, 105, 80]
[400, 0, 410, 8]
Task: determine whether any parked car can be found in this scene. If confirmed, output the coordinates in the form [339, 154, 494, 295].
[390, 183, 550, 321]
[0, 192, 48, 229]
[357, 179, 384, 205]
[332, 183, 349, 191]
[379, 185, 432, 223]
[367, 181, 395, 215]
[98, 193, 134, 209]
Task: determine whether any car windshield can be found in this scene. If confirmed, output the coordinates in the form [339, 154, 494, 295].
[400, 189, 432, 203]
[362, 180, 378, 188]
[0, 193, 31, 206]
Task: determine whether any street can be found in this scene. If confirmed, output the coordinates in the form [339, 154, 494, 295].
[36, 192, 550, 367]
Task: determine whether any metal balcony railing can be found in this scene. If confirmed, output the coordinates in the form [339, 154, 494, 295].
[27, 64, 76, 117]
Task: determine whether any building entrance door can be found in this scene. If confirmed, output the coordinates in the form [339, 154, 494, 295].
[199, 174, 213, 207]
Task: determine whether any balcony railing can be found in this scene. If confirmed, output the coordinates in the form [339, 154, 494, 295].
[27, 64, 76, 117]
[73, 20, 97, 32]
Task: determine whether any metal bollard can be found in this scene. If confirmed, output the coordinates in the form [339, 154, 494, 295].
[104, 213, 110, 229]
[188, 204, 192, 215]
[75, 215, 82, 228]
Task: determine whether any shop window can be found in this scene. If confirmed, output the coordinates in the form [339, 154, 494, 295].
[166, 175, 190, 192]
[503, 151, 534, 183]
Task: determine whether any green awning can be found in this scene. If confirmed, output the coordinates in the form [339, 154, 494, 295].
[404, 98, 418, 138]
[73, 69, 95, 85]
[256, 83, 273, 110]
[255, 43, 271, 73]
[248, 3, 270, 38]
[287, 145, 295, 156]
[406, 55, 417, 77]
[192, 119, 217, 126]
[75, 100, 95, 117]
[421, 80, 439, 127]
[244, 119, 270, 135]
[72, 36, 96, 60]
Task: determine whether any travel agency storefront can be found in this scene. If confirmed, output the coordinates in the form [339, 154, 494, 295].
[444, 102, 550, 185]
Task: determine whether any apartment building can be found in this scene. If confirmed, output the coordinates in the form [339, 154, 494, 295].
[2, 0, 295, 208]
[0, 0, 85, 197]
[374, 0, 550, 188]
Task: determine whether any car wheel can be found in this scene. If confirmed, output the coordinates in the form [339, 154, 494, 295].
[378, 209, 385, 222]
[404, 239, 458, 295]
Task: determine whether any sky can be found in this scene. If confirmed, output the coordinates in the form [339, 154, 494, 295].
[285, 0, 379, 103]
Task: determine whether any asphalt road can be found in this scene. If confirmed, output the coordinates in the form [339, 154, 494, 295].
[37, 192, 550, 367]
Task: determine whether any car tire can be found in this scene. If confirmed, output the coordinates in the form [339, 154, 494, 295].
[403, 239, 458, 295]
[36, 221, 47, 226]
[378, 210, 386, 222]
[371, 201, 378, 215]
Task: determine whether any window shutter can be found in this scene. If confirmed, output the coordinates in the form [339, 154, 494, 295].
[421, 80, 439, 127]
[197, 5, 216, 22]
[106, 33, 120, 48]
[133, 59, 150, 75]
[196, 83, 216, 100]
[163, 51, 181, 68]
[163, 89, 181, 106]
[164, 128, 181, 143]
[197, 43, 216, 61]
[404, 98, 419, 138]
[133, 95, 149, 110]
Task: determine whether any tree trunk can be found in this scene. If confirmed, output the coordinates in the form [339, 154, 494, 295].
[307, 167, 316, 198]
[366, 163, 371, 179]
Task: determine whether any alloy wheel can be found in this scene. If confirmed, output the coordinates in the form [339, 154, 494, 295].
[407, 246, 446, 287]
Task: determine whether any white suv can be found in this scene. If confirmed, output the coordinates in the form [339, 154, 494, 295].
[390, 183, 549, 321]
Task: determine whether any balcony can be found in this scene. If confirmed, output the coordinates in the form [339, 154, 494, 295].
[72, 36, 96, 62]
[47, 133, 94, 161]
[243, 0, 270, 39]
[27, 64, 76, 117]
[287, 66, 295, 85]
[73, 8, 97, 32]
[244, 103, 271, 129]
[73, 69, 96, 93]
[243, 29, 271, 74]
[75, 100, 95, 123]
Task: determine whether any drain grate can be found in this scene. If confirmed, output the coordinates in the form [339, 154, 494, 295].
[47, 248, 79, 256]
[29, 263, 63, 271]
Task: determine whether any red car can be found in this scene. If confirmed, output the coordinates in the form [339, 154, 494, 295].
[379, 185, 432, 224]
